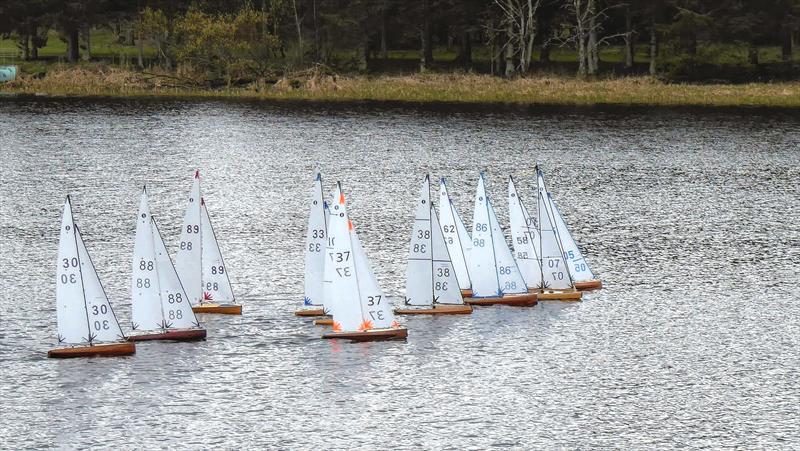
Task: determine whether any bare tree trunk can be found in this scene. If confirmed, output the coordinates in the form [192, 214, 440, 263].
[457, 31, 472, 69]
[19, 35, 30, 60]
[748, 45, 759, 65]
[292, 0, 303, 58]
[420, 0, 433, 72]
[82, 25, 91, 61]
[66, 26, 80, 62]
[380, 6, 388, 59]
[649, 24, 657, 75]
[587, 0, 598, 75]
[504, 22, 515, 77]
[781, 30, 792, 63]
[624, 4, 633, 69]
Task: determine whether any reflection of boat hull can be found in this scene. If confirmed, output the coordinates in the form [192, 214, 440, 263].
[295, 308, 327, 317]
[394, 304, 473, 315]
[574, 280, 603, 291]
[192, 303, 242, 314]
[314, 318, 334, 326]
[538, 289, 583, 301]
[127, 328, 207, 342]
[48, 342, 136, 358]
[465, 292, 538, 306]
[322, 327, 408, 342]
[460, 289, 473, 298]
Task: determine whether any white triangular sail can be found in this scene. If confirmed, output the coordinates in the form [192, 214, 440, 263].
[404, 176, 434, 306]
[201, 199, 235, 304]
[175, 171, 202, 304]
[537, 168, 573, 289]
[76, 226, 125, 342]
[303, 173, 327, 307]
[56, 197, 124, 345]
[132, 190, 163, 330]
[430, 206, 463, 304]
[550, 194, 595, 282]
[327, 184, 397, 332]
[508, 177, 542, 289]
[153, 220, 200, 329]
[468, 174, 501, 297]
[487, 200, 527, 295]
[351, 225, 395, 328]
[438, 179, 472, 291]
[175, 171, 235, 306]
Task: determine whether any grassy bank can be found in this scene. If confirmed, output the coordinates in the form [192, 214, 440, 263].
[2, 65, 800, 108]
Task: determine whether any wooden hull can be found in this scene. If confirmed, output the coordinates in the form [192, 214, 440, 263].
[192, 303, 242, 315]
[465, 292, 538, 307]
[460, 289, 473, 298]
[322, 327, 408, 342]
[574, 279, 603, 291]
[538, 290, 583, 301]
[313, 318, 334, 326]
[48, 342, 136, 358]
[394, 304, 473, 315]
[127, 328, 207, 342]
[295, 308, 327, 317]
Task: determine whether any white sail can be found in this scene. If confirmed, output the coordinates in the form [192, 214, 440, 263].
[468, 174, 502, 297]
[131, 189, 163, 331]
[430, 205, 463, 305]
[321, 201, 334, 315]
[438, 178, 472, 291]
[351, 224, 395, 329]
[153, 219, 200, 329]
[537, 168, 573, 289]
[175, 171, 203, 304]
[76, 226, 125, 342]
[550, 194, 595, 282]
[487, 200, 527, 295]
[326, 185, 364, 332]
[303, 173, 327, 307]
[200, 200, 235, 303]
[56, 198, 90, 344]
[508, 177, 542, 289]
[404, 176, 434, 306]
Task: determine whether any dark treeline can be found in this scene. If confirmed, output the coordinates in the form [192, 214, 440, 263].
[1, 0, 799, 82]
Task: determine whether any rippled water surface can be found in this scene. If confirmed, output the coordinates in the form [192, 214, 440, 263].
[1, 98, 798, 449]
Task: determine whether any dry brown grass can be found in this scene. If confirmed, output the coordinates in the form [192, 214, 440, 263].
[3, 67, 800, 107]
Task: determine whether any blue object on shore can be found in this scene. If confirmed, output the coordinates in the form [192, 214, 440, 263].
[0, 66, 17, 82]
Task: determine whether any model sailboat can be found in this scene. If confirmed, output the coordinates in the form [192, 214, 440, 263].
[465, 173, 538, 307]
[508, 176, 542, 293]
[438, 178, 474, 298]
[395, 176, 472, 315]
[49, 197, 135, 358]
[129, 188, 206, 341]
[536, 166, 582, 301]
[321, 183, 407, 341]
[549, 193, 602, 290]
[175, 170, 241, 314]
[297, 173, 330, 317]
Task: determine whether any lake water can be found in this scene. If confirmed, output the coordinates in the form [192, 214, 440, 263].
[0, 97, 798, 449]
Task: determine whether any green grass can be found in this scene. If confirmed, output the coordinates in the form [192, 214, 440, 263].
[3, 67, 800, 108]
[0, 29, 157, 61]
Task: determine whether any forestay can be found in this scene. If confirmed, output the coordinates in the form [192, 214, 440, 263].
[537, 167, 573, 289]
[76, 226, 124, 342]
[430, 204, 463, 304]
[153, 220, 199, 329]
[351, 224, 395, 328]
[438, 178, 472, 291]
[508, 177, 542, 289]
[303, 173, 327, 307]
[468, 174, 502, 297]
[200, 200, 234, 304]
[549, 194, 595, 282]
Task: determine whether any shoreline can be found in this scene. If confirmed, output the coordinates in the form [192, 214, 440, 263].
[2, 68, 800, 108]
